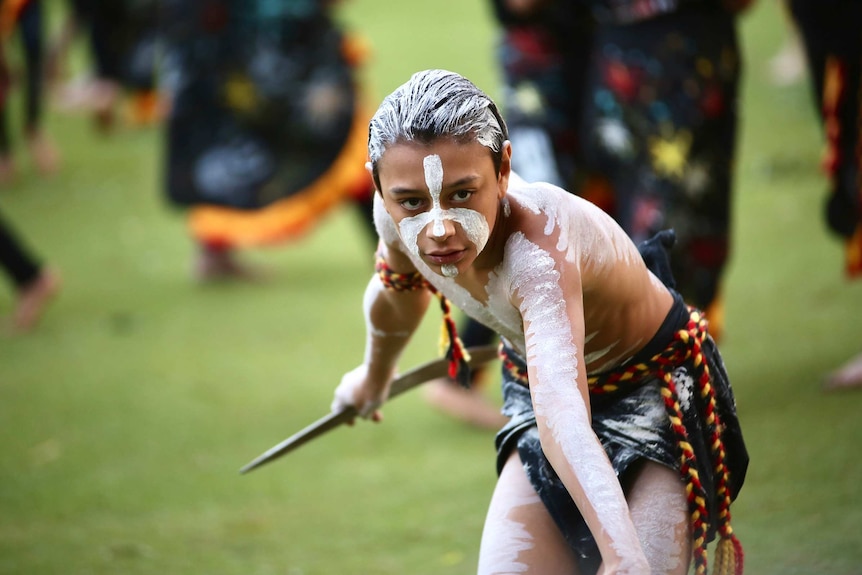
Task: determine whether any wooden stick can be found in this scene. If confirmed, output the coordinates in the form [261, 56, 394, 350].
[239, 344, 500, 474]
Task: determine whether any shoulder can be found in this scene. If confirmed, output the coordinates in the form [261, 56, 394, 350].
[505, 178, 642, 271]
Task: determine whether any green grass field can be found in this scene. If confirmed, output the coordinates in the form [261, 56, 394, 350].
[2, 1, 861, 574]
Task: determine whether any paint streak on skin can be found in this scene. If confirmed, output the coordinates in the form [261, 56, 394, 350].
[508, 234, 643, 571]
[589, 340, 646, 374]
[363, 275, 410, 337]
[509, 182, 641, 271]
[630, 485, 688, 573]
[584, 340, 621, 365]
[478, 490, 540, 574]
[395, 155, 491, 278]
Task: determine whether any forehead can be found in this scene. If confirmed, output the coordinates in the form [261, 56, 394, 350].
[376, 138, 494, 181]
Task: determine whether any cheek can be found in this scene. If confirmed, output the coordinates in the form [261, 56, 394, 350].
[450, 208, 491, 253]
[397, 213, 433, 255]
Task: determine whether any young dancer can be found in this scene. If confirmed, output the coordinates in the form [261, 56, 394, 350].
[331, 69, 748, 574]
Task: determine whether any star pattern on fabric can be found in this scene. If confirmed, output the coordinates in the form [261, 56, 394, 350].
[224, 73, 258, 113]
[596, 117, 634, 157]
[683, 160, 711, 198]
[648, 129, 691, 180]
[514, 83, 544, 116]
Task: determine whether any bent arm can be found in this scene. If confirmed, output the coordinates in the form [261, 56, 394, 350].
[361, 261, 432, 392]
[335, 241, 432, 416]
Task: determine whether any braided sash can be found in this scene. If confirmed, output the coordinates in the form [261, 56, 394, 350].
[499, 308, 743, 575]
[374, 252, 472, 387]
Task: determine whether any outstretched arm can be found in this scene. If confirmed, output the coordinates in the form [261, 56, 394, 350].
[332, 241, 432, 419]
[513, 240, 648, 573]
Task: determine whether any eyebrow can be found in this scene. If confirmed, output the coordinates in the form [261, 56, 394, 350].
[387, 186, 425, 196]
[387, 175, 482, 196]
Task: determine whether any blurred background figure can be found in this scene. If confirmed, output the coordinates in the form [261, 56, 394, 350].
[0, 208, 59, 333]
[160, 0, 375, 281]
[787, 0, 862, 391]
[0, 0, 60, 182]
[47, 0, 162, 132]
[576, 0, 756, 341]
[424, 0, 755, 427]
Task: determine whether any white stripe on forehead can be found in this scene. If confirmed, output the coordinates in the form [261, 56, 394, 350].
[423, 154, 446, 238]
[423, 154, 443, 196]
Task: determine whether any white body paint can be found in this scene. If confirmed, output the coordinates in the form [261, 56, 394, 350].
[629, 479, 689, 573]
[510, 234, 643, 570]
[363, 275, 411, 342]
[478, 490, 541, 574]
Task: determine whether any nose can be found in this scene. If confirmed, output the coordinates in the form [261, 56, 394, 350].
[426, 215, 455, 241]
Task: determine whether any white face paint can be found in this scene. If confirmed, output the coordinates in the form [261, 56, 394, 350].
[441, 264, 459, 277]
[396, 154, 491, 278]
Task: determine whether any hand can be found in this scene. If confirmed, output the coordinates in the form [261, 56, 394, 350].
[330, 364, 390, 423]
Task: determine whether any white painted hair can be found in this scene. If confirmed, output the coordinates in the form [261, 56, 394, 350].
[367, 69, 508, 167]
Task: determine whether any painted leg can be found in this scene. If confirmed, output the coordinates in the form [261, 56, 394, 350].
[478, 451, 581, 575]
[624, 461, 691, 575]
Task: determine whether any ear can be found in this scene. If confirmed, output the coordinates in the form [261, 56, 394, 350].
[497, 140, 512, 199]
[365, 161, 379, 192]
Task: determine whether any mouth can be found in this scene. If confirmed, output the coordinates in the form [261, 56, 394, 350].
[424, 249, 466, 266]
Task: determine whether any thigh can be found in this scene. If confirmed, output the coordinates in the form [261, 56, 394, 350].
[625, 461, 691, 575]
[478, 451, 581, 575]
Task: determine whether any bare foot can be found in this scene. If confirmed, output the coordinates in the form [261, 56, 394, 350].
[26, 131, 62, 175]
[193, 247, 266, 283]
[822, 353, 862, 391]
[11, 268, 61, 333]
[423, 378, 508, 430]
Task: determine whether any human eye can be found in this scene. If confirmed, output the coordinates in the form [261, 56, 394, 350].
[399, 197, 426, 211]
[450, 189, 474, 203]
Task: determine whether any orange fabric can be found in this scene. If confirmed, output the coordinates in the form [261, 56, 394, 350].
[188, 105, 372, 248]
[0, 0, 30, 38]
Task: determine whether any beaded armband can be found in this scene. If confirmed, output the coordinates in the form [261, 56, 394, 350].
[374, 251, 472, 387]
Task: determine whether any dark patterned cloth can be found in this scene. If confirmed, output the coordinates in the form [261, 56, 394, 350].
[162, 0, 356, 210]
[577, 3, 741, 309]
[491, 0, 593, 189]
[494, 292, 748, 563]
